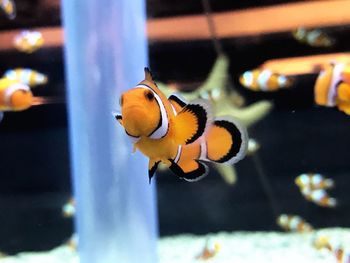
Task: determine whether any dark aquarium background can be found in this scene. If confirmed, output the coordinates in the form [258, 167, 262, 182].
[0, 0, 349, 255]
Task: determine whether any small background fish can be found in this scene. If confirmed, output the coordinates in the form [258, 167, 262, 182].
[0, 0, 16, 20]
[293, 27, 335, 47]
[13, 30, 44, 53]
[3, 68, 48, 87]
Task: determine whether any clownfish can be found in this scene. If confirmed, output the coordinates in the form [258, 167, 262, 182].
[314, 62, 350, 115]
[292, 27, 335, 48]
[334, 247, 350, 263]
[301, 188, 337, 208]
[13, 30, 44, 54]
[115, 68, 248, 182]
[0, 78, 32, 122]
[0, 78, 32, 112]
[0, 0, 15, 20]
[276, 214, 313, 233]
[196, 239, 221, 260]
[3, 68, 48, 87]
[239, 69, 293, 92]
[295, 173, 334, 190]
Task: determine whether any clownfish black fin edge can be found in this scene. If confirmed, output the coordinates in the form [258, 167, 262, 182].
[168, 94, 187, 108]
[168, 159, 208, 182]
[148, 160, 160, 184]
[174, 99, 212, 145]
[113, 112, 123, 126]
[212, 116, 248, 165]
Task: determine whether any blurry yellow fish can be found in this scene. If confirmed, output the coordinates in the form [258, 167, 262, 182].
[0, 0, 16, 20]
[313, 235, 332, 251]
[13, 30, 44, 53]
[0, 78, 32, 112]
[3, 68, 48, 87]
[314, 62, 350, 115]
[295, 173, 334, 190]
[239, 69, 293, 91]
[115, 68, 248, 182]
[301, 188, 337, 208]
[196, 239, 221, 260]
[293, 27, 335, 48]
[276, 214, 313, 233]
[62, 197, 76, 218]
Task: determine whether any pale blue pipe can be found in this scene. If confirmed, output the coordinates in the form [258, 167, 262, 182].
[61, 0, 158, 262]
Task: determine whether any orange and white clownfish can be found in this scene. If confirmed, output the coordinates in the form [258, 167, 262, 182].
[292, 27, 335, 48]
[196, 239, 221, 260]
[0, 78, 32, 122]
[115, 68, 248, 183]
[314, 62, 350, 115]
[239, 69, 293, 92]
[0, 0, 16, 20]
[3, 68, 48, 87]
[276, 214, 313, 233]
[295, 173, 334, 190]
[301, 188, 337, 208]
[13, 30, 44, 54]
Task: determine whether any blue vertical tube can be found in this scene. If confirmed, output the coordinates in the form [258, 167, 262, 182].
[61, 1, 158, 263]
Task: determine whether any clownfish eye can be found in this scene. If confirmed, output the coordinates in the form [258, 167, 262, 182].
[145, 90, 154, 101]
[119, 95, 124, 106]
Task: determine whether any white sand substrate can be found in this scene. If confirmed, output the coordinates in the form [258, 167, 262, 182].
[1, 228, 349, 263]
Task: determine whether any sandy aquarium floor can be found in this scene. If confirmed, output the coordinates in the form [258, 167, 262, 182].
[0, 228, 349, 263]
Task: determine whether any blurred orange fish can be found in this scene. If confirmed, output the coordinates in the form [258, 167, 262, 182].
[293, 27, 335, 48]
[277, 214, 313, 233]
[239, 69, 293, 92]
[13, 30, 44, 53]
[196, 239, 220, 260]
[295, 173, 334, 190]
[3, 68, 48, 87]
[0, 0, 16, 20]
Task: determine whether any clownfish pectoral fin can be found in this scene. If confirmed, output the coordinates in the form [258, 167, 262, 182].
[168, 159, 208, 182]
[148, 159, 160, 184]
[168, 94, 187, 113]
[113, 112, 123, 126]
[205, 116, 248, 165]
[174, 100, 211, 145]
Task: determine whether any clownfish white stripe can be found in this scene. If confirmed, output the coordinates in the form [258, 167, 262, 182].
[278, 76, 288, 87]
[136, 84, 169, 139]
[289, 216, 301, 230]
[4, 83, 30, 106]
[242, 71, 253, 87]
[328, 63, 345, 106]
[311, 174, 322, 186]
[199, 137, 208, 161]
[307, 30, 321, 44]
[257, 70, 272, 91]
[174, 145, 182, 163]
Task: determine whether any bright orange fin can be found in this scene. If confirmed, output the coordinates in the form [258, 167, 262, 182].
[168, 159, 208, 182]
[168, 94, 187, 113]
[337, 101, 350, 115]
[174, 100, 211, 145]
[337, 82, 350, 102]
[148, 159, 160, 183]
[205, 117, 248, 164]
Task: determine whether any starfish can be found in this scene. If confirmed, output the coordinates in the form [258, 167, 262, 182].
[157, 54, 273, 185]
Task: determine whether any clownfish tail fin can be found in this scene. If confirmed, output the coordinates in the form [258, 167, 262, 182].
[174, 99, 212, 145]
[203, 116, 248, 165]
[168, 159, 208, 182]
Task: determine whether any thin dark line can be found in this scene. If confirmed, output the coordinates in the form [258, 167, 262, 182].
[201, 0, 223, 56]
[252, 153, 280, 221]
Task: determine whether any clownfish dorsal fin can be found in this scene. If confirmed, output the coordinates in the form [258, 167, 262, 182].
[148, 159, 160, 184]
[168, 159, 208, 182]
[144, 67, 153, 81]
[174, 99, 212, 145]
[168, 94, 187, 113]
